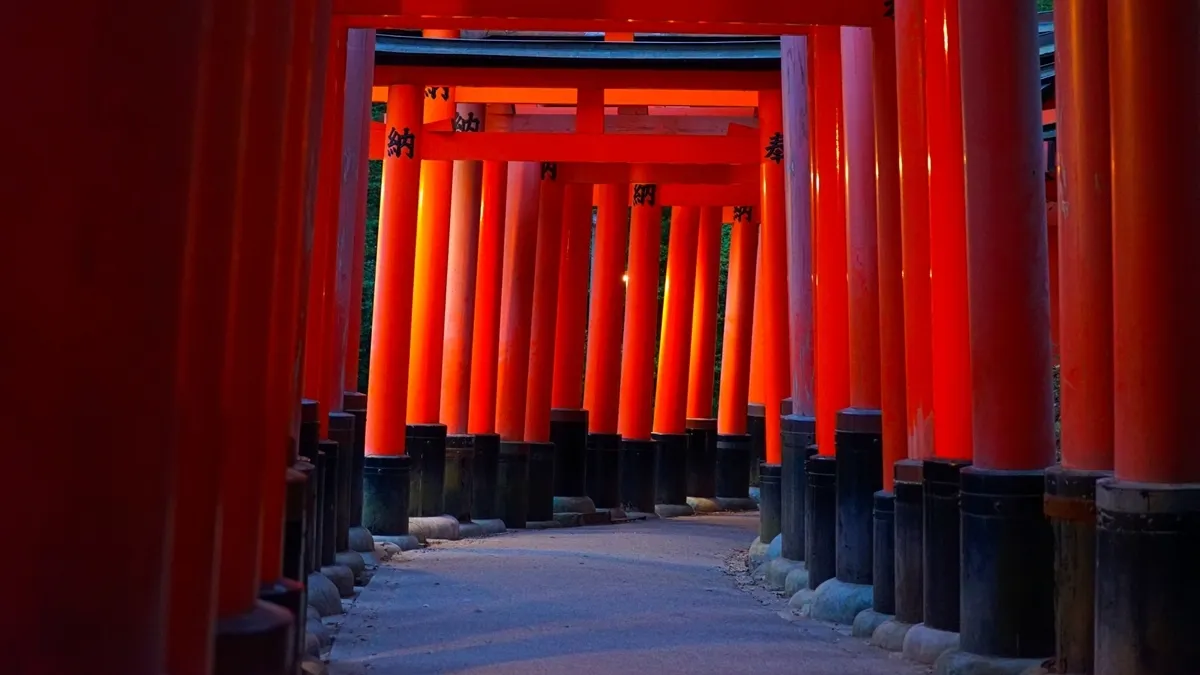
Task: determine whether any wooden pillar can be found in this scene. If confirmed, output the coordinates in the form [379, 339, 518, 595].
[7, 3, 208, 671]
[781, 36, 815, 418]
[524, 166, 566, 444]
[342, 37, 375, 393]
[551, 184, 595, 411]
[749, 237, 766, 407]
[583, 185, 629, 436]
[1095, 4, 1200, 674]
[467, 160, 509, 436]
[717, 212, 758, 435]
[812, 26, 849, 456]
[686, 207, 723, 420]
[618, 184, 662, 443]
[653, 206, 701, 436]
[758, 89, 790, 467]
[440, 104, 486, 435]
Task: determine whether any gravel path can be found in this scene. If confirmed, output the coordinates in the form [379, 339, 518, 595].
[328, 513, 927, 675]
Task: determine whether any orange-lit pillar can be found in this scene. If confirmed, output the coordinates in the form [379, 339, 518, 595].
[550, 183, 596, 508]
[779, 34, 818, 563]
[467, 159, 509, 522]
[582, 184, 629, 509]
[651, 205, 701, 516]
[440, 103, 485, 522]
[953, 0, 1056, 666]
[213, 1, 297, 672]
[617, 182, 662, 515]
[523, 164, 565, 524]
[714, 206, 759, 509]
[885, 0, 934, 639]
[806, 24, 848, 595]
[746, 233, 767, 483]
[1045, 3, 1112, 672]
[864, 12, 907, 625]
[1097, 4, 1200, 673]
[8, 3, 207, 672]
[362, 84, 424, 537]
[809, 26, 883, 617]
[404, 29, 459, 520]
[494, 161, 541, 528]
[343, 64, 374, 395]
[685, 206, 723, 504]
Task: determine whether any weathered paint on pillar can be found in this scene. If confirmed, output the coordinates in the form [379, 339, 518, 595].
[343, 37, 375, 392]
[895, 0, 934, 460]
[781, 35, 816, 417]
[1048, 215, 1060, 364]
[841, 27, 882, 411]
[653, 206, 701, 435]
[216, 0, 294, 619]
[441, 103, 486, 435]
[495, 162, 542, 441]
[717, 211, 759, 436]
[1055, 0, 1113, 472]
[583, 184, 630, 435]
[407, 31, 460, 424]
[9, 4, 207, 672]
[467, 160, 509, 435]
[874, 18, 907, 491]
[959, 0, 1053, 471]
[1109, 0, 1200, 483]
[618, 184, 663, 441]
[365, 84, 425, 456]
[758, 89, 790, 464]
[812, 26, 850, 455]
[524, 166, 566, 442]
[925, 0, 973, 461]
[551, 183, 595, 410]
[686, 207, 723, 419]
[748, 234, 766, 406]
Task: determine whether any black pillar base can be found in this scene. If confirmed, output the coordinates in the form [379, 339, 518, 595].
[893, 459, 924, 625]
[283, 466, 308, 582]
[923, 457, 970, 632]
[496, 441, 530, 528]
[586, 432, 621, 509]
[1044, 465, 1108, 675]
[342, 392, 368, 529]
[527, 441, 555, 523]
[747, 403, 766, 487]
[298, 401, 321, 574]
[213, 600, 294, 675]
[685, 418, 718, 499]
[260, 579, 305, 669]
[619, 438, 658, 514]
[781, 415, 817, 561]
[834, 408, 883, 585]
[443, 434, 475, 522]
[652, 432, 689, 508]
[328, 412, 356, 553]
[550, 409, 588, 498]
[361, 455, 411, 536]
[958, 467, 1053, 660]
[873, 491, 895, 615]
[715, 433, 752, 499]
[471, 433, 501, 520]
[406, 423, 447, 518]
[1095, 479, 1200, 675]
[317, 440, 339, 567]
[759, 462, 782, 542]
[806, 452, 837, 590]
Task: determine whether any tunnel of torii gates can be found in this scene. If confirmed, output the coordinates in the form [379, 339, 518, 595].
[9, 0, 1199, 674]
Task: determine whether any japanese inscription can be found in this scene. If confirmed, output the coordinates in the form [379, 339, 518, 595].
[425, 86, 450, 100]
[633, 184, 657, 206]
[541, 162, 558, 181]
[764, 131, 784, 164]
[453, 111, 481, 132]
[733, 205, 754, 223]
[386, 126, 415, 159]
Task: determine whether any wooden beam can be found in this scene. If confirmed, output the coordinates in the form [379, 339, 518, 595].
[375, 65, 778, 91]
[652, 184, 758, 207]
[488, 113, 757, 135]
[335, 0, 883, 30]
[371, 86, 760, 106]
[557, 163, 758, 184]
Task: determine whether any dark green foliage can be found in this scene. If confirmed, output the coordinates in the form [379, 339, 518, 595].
[1037, 0, 1053, 10]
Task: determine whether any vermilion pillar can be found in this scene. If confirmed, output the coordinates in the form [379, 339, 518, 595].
[407, 29, 459, 427]
[494, 162, 541, 527]
[925, 0, 972, 462]
[1097, 4, 1200, 674]
[1045, 3, 1112, 672]
[468, 160, 509, 436]
[952, 0, 1056, 667]
[9, 3, 206, 672]
[523, 165, 565, 523]
[652, 205, 700, 515]
[617, 183, 662, 514]
[715, 208, 759, 508]
[812, 26, 849, 456]
[746, 232, 768, 488]
[687, 207, 723, 421]
[759, 89, 790, 469]
[165, 0, 255, 671]
[343, 51, 374, 394]
[362, 84, 424, 537]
